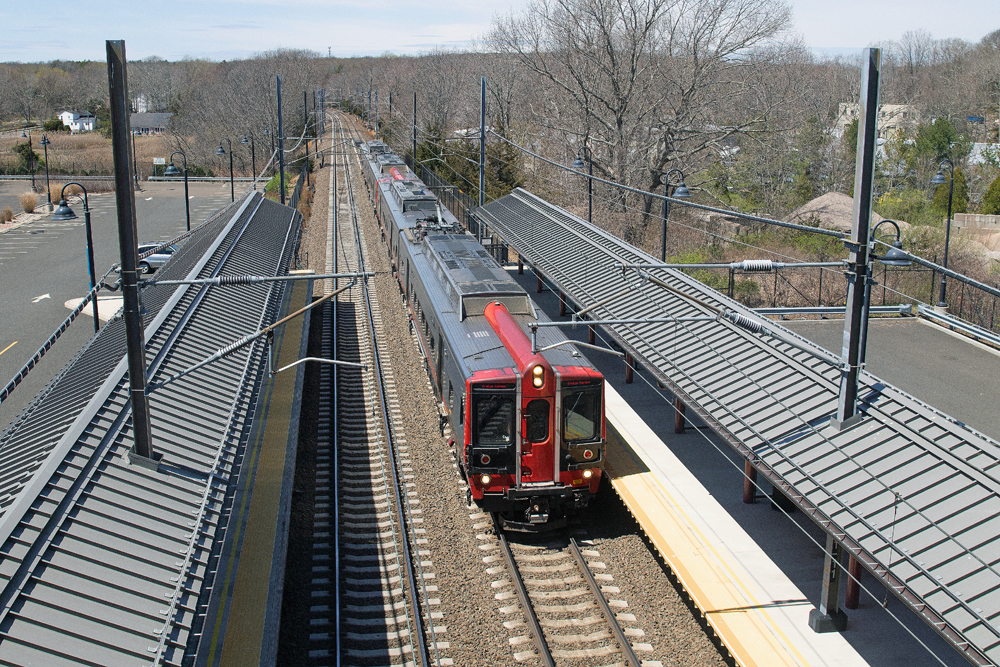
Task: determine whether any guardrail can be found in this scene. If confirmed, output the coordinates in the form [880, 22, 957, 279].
[917, 304, 1000, 348]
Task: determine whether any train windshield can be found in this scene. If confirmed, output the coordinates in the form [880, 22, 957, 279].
[562, 386, 601, 444]
[473, 391, 515, 445]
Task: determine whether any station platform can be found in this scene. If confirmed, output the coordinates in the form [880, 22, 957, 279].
[603, 383, 870, 667]
[197, 275, 313, 667]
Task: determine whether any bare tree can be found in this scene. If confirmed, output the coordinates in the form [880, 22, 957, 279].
[489, 0, 793, 242]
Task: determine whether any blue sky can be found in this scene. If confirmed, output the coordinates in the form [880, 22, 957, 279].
[1, 0, 996, 63]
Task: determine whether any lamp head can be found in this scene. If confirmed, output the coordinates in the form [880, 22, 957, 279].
[930, 170, 947, 185]
[40, 136, 50, 146]
[241, 135, 249, 145]
[216, 144, 226, 156]
[52, 199, 77, 221]
[673, 182, 691, 198]
[571, 156, 586, 170]
[163, 162, 181, 176]
[879, 240, 911, 267]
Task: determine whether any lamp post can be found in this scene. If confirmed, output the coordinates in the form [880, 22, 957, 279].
[52, 182, 100, 333]
[22, 130, 35, 191]
[264, 128, 274, 176]
[930, 158, 955, 310]
[39, 134, 52, 211]
[241, 134, 256, 189]
[217, 138, 234, 202]
[164, 150, 190, 231]
[660, 168, 691, 262]
[571, 145, 593, 225]
[859, 220, 910, 365]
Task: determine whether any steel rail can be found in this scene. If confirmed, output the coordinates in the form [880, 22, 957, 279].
[568, 537, 642, 667]
[491, 514, 556, 667]
[339, 113, 435, 667]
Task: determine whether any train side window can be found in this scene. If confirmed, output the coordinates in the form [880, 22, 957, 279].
[460, 393, 465, 424]
[524, 399, 550, 443]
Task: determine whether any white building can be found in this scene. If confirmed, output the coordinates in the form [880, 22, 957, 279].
[58, 111, 98, 133]
[833, 103, 920, 140]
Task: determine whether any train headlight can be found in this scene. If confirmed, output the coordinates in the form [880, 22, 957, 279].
[583, 469, 593, 479]
[480, 474, 492, 486]
[531, 365, 545, 388]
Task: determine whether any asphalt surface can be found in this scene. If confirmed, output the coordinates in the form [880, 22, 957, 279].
[782, 315, 1000, 442]
[0, 180, 235, 431]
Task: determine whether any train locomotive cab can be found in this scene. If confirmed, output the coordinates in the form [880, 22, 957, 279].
[467, 302, 605, 531]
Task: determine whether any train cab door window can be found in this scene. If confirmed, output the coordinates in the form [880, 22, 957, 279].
[524, 399, 550, 443]
[473, 391, 514, 445]
[562, 387, 600, 443]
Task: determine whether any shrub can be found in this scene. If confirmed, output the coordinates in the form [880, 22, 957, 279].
[43, 118, 63, 132]
[982, 174, 1000, 215]
[19, 193, 37, 213]
[1, 207, 13, 222]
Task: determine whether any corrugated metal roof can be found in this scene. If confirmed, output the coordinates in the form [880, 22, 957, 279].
[476, 188, 1000, 666]
[0, 192, 302, 665]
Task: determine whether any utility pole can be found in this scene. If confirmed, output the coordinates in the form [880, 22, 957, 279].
[480, 76, 486, 208]
[834, 46, 882, 432]
[107, 39, 156, 467]
[278, 75, 286, 206]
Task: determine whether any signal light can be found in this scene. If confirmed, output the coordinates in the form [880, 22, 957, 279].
[480, 474, 492, 486]
[583, 469, 593, 479]
[583, 449, 594, 460]
[531, 365, 545, 388]
[481, 454, 491, 465]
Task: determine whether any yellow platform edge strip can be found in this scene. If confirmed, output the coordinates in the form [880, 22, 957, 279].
[604, 425, 809, 667]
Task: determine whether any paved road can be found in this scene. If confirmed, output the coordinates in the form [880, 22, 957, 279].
[0, 180, 234, 430]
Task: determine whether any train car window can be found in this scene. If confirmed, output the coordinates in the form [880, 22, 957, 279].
[524, 399, 550, 443]
[562, 387, 601, 443]
[473, 392, 514, 445]
[460, 394, 465, 424]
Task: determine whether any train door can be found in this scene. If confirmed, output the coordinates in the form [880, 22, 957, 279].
[518, 397, 556, 484]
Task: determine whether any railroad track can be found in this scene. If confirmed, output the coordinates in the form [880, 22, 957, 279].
[307, 114, 440, 667]
[487, 515, 648, 667]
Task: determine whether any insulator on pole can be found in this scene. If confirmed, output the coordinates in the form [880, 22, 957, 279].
[723, 309, 764, 334]
[737, 259, 774, 272]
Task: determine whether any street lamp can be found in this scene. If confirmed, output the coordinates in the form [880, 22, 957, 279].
[859, 220, 911, 366]
[571, 145, 593, 225]
[39, 135, 52, 211]
[217, 138, 234, 202]
[264, 128, 274, 176]
[660, 168, 691, 261]
[22, 130, 35, 191]
[52, 182, 100, 333]
[164, 150, 191, 231]
[241, 134, 256, 189]
[930, 158, 955, 310]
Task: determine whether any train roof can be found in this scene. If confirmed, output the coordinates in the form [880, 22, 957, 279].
[406, 228, 531, 321]
[376, 153, 408, 173]
[364, 140, 390, 155]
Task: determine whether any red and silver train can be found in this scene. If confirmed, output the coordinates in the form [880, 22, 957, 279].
[359, 139, 606, 530]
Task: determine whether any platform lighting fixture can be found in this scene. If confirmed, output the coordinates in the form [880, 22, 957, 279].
[39, 135, 52, 210]
[660, 169, 690, 261]
[858, 219, 910, 367]
[241, 134, 256, 188]
[217, 138, 234, 202]
[52, 182, 100, 333]
[930, 158, 955, 309]
[570, 145, 593, 225]
[163, 150, 191, 231]
[22, 130, 36, 190]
